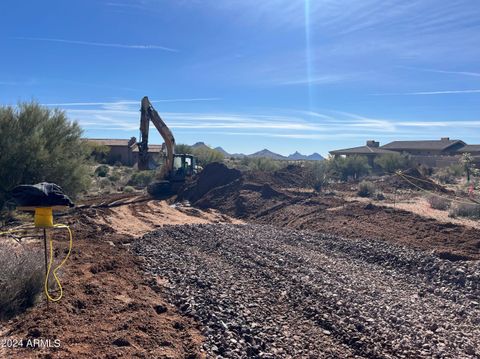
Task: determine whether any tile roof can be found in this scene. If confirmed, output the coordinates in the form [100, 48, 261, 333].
[85, 138, 131, 146]
[381, 139, 465, 151]
[458, 145, 480, 153]
[131, 144, 163, 153]
[330, 146, 396, 155]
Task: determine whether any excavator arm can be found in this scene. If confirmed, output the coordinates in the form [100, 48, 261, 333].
[138, 96, 176, 178]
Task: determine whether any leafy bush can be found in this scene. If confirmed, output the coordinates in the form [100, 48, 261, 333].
[241, 157, 282, 172]
[434, 164, 464, 184]
[328, 156, 371, 181]
[128, 171, 156, 187]
[123, 186, 135, 193]
[99, 177, 111, 189]
[175, 143, 194, 154]
[95, 165, 110, 177]
[86, 142, 110, 163]
[0, 102, 90, 211]
[357, 181, 376, 197]
[108, 173, 121, 182]
[193, 147, 224, 165]
[426, 195, 451, 210]
[449, 203, 480, 219]
[0, 241, 44, 320]
[374, 153, 410, 173]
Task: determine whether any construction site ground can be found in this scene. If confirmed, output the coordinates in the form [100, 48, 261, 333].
[1, 165, 479, 358]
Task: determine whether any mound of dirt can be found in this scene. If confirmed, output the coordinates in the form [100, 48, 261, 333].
[385, 168, 449, 193]
[179, 163, 242, 204]
[244, 164, 313, 189]
[178, 163, 298, 218]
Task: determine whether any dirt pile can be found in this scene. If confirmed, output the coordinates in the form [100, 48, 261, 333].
[179, 163, 242, 204]
[244, 164, 314, 189]
[178, 163, 299, 218]
[385, 168, 449, 193]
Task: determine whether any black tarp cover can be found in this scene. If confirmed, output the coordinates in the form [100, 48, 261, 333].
[10, 182, 74, 207]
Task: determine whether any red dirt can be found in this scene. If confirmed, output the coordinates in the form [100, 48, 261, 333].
[0, 199, 216, 359]
[179, 164, 480, 260]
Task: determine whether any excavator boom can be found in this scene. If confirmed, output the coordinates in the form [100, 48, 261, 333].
[138, 96, 176, 176]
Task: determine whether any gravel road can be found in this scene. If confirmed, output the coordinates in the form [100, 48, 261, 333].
[133, 224, 480, 358]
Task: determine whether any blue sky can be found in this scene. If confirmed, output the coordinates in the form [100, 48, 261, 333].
[1, 0, 479, 156]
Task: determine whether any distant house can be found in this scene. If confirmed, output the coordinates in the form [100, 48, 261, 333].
[329, 138, 480, 168]
[381, 138, 466, 156]
[85, 138, 164, 166]
[329, 140, 396, 167]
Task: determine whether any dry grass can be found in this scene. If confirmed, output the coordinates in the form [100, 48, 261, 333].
[449, 203, 480, 219]
[0, 240, 44, 320]
[426, 195, 451, 211]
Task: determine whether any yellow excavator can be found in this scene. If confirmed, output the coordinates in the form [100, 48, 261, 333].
[138, 96, 197, 196]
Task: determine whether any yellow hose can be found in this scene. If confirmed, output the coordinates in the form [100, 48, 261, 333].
[0, 223, 73, 302]
[44, 224, 73, 302]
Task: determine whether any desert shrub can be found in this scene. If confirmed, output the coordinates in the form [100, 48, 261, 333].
[305, 161, 330, 191]
[357, 181, 376, 197]
[108, 173, 121, 182]
[435, 169, 456, 184]
[86, 142, 110, 163]
[449, 202, 480, 219]
[193, 147, 224, 165]
[123, 186, 135, 193]
[0, 241, 44, 320]
[374, 153, 410, 173]
[434, 164, 464, 184]
[328, 156, 371, 181]
[426, 195, 451, 210]
[94, 165, 110, 177]
[417, 164, 433, 177]
[241, 157, 282, 172]
[128, 171, 155, 187]
[0, 102, 90, 212]
[175, 143, 194, 154]
[99, 177, 111, 189]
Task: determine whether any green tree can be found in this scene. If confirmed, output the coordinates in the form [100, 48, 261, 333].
[86, 142, 110, 163]
[193, 147, 224, 165]
[374, 153, 410, 173]
[0, 102, 90, 209]
[327, 156, 371, 181]
[175, 143, 194, 154]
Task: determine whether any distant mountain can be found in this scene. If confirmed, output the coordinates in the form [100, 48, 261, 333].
[249, 149, 286, 160]
[287, 151, 324, 161]
[192, 141, 210, 150]
[307, 152, 324, 161]
[287, 151, 306, 160]
[214, 147, 246, 158]
[190, 143, 324, 161]
[214, 146, 230, 156]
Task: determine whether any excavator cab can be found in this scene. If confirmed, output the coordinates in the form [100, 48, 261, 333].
[171, 154, 197, 181]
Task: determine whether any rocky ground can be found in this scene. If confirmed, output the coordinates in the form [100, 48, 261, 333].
[134, 223, 480, 358]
